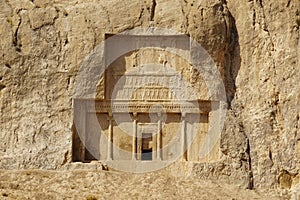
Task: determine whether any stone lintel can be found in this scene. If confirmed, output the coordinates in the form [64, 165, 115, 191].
[77, 100, 214, 114]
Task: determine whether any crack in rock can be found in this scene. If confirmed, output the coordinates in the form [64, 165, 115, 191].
[150, 0, 156, 21]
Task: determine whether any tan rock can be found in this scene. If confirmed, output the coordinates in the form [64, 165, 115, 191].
[0, 0, 298, 197]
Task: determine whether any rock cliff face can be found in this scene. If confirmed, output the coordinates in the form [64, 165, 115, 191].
[0, 0, 299, 192]
[226, 0, 300, 190]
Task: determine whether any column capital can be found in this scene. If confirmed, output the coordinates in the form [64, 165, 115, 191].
[132, 112, 138, 120]
[106, 112, 113, 121]
[157, 112, 162, 118]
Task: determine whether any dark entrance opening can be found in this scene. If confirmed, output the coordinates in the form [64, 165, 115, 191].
[142, 133, 153, 160]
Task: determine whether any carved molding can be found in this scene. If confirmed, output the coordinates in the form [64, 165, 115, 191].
[80, 100, 212, 114]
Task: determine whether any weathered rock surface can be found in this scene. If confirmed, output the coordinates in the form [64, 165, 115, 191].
[0, 169, 281, 200]
[0, 0, 299, 197]
[226, 0, 300, 191]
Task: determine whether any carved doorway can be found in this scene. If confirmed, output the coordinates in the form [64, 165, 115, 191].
[141, 133, 153, 160]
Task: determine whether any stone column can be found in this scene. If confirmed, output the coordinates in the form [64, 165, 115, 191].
[157, 112, 162, 160]
[132, 113, 137, 160]
[181, 112, 187, 161]
[137, 132, 142, 160]
[80, 102, 87, 162]
[107, 113, 113, 161]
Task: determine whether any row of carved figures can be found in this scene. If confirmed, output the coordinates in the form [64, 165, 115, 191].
[114, 87, 196, 100]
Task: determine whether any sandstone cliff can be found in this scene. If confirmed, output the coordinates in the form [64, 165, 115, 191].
[0, 0, 299, 196]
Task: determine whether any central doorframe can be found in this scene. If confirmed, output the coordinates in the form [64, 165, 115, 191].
[137, 123, 158, 161]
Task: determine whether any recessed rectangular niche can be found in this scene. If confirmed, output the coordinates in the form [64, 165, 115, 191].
[72, 100, 217, 163]
[72, 33, 220, 164]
